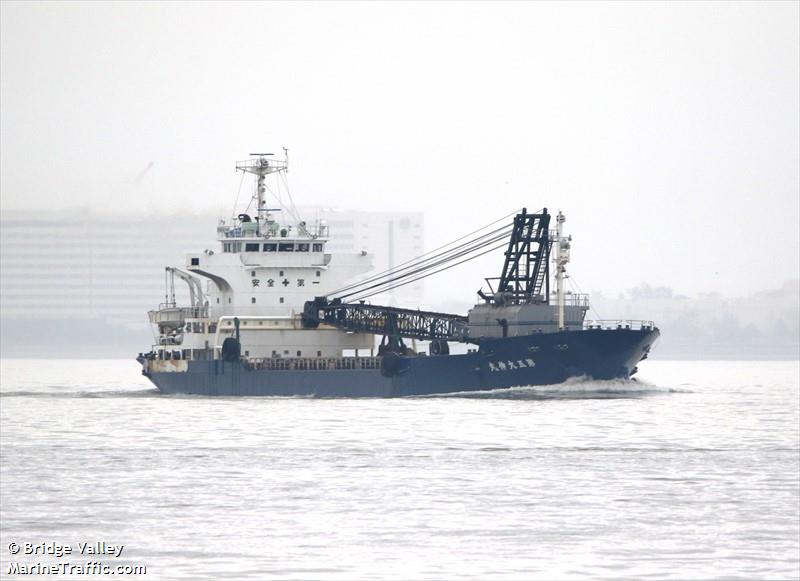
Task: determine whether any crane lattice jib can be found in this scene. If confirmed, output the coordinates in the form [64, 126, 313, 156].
[302, 209, 551, 341]
[496, 208, 552, 303]
[302, 298, 472, 343]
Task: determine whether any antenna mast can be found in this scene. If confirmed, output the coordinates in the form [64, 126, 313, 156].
[235, 153, 289, 231]
[554, 211, 571, 329]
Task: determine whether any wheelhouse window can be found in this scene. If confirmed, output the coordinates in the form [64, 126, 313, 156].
[297, 243, 310, 252]
[278, 243, 294, 252]
[264, 243, 277, 252]
[313, 243, 323, 252]
[245, 243, 259, 252]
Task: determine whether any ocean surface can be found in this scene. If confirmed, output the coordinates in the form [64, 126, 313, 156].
[0, 359, 798, 580]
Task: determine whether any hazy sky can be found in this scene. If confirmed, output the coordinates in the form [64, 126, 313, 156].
[2, 1, 798, 300]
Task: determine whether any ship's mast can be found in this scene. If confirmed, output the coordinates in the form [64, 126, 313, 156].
[554, 211, 571, 329]
[235, 152, 289, 230]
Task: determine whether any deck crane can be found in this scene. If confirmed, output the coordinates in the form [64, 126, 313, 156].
[302, 208, 554, 352]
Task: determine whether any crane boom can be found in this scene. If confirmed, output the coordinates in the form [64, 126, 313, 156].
[302, 298, 471, 343]
[301, 208, 554, 347]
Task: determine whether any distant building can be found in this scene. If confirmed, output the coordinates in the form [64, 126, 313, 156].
[1, 210, 211, 329]
[302, 207, 425, 304]
[590, 281, 799, 359]
[0, 208, 424, 335]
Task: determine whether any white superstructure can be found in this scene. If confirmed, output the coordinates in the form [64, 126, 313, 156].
[149, 154, 376, 361]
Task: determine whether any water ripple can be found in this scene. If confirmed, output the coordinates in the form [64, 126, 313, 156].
[1, 359, 797, 581]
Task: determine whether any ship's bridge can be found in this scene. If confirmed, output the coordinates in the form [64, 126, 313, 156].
[209, 215, 334, 269]
[183, 212, 370, 319]
[217, 210, 328, 248]
[218, 235, 328, 255]
[175, 153, 373, 313]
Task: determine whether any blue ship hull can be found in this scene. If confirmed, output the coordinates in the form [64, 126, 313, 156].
[142, 328, 659, 397]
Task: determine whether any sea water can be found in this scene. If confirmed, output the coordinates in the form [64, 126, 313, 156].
[1, 359, 798, 580]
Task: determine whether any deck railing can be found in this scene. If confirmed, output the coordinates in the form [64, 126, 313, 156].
[148, 305, 209, 324]
[583, 319, 657, 331]
[560, 293, 590, 307]
[244, 356, 381, 371]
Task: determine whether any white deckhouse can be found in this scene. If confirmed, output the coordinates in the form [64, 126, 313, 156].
[148, 154, 375, 363]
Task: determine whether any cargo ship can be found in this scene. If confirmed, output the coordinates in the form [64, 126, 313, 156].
[138, 153, 659, 396]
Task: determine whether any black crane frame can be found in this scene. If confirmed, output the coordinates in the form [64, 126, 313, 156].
[302, 209, 551, 345]
[302, 298, 472, 344]
[494, 208, 552, 304]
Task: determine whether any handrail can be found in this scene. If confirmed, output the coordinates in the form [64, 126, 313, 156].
[244, 356, 381, 371]
[559, 293, 590, 307]
[583, 319, 657, 330]
[148, 306, 209, 322]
